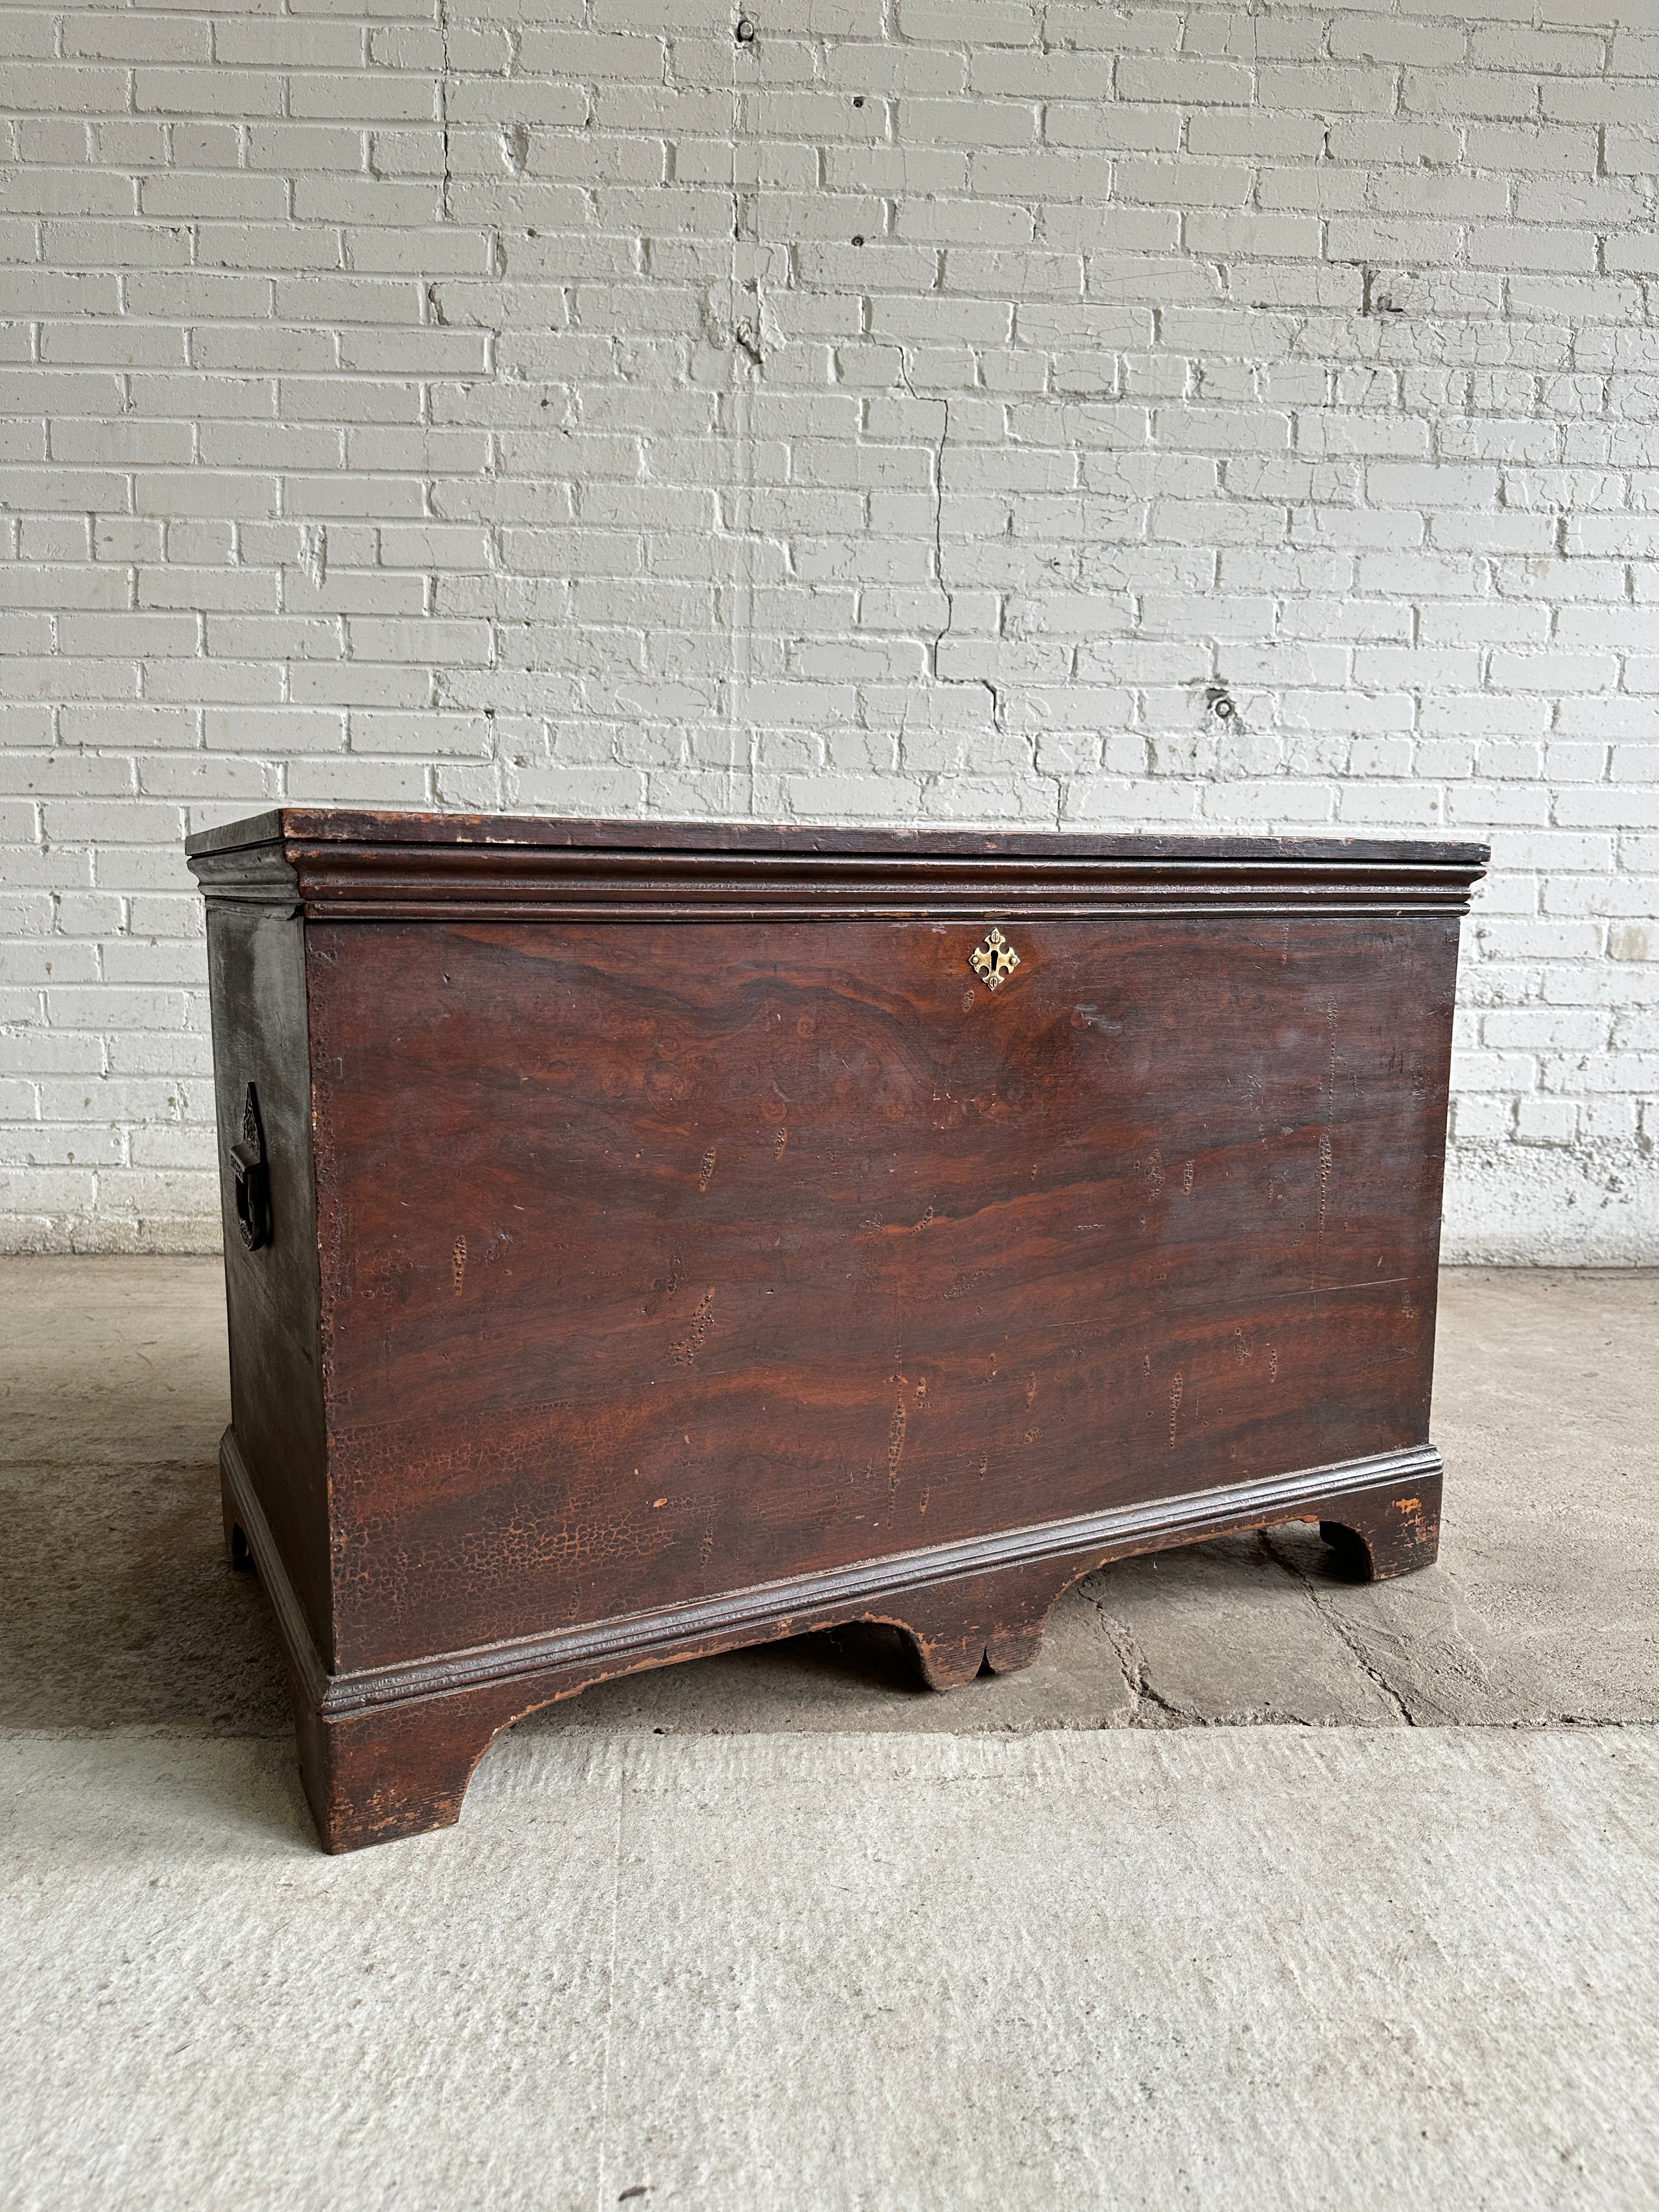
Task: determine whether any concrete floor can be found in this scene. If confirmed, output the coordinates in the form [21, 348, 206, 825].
[2, 1261, 1656, 2209]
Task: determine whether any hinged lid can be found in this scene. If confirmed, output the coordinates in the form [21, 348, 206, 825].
[186, 808, 1489, 919]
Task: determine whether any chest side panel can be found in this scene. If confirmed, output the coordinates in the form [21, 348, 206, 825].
[207, 905, 332, 1664]
[307, 913, 1457, 1672]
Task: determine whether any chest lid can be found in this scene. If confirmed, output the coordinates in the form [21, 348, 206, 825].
[185, 809, 1487, 921]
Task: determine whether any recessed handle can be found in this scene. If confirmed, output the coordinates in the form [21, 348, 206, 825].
[230, 1082, 271, 1251]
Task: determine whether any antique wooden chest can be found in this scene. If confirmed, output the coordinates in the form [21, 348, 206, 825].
[188, 810, 1486, 1852]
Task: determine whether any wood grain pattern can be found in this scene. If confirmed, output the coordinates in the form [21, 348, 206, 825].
[190, 811, 1486, 1853]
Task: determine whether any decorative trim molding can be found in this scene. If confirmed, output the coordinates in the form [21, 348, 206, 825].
[222, 1426, 332, 1713]
[188, 811, 1488, 921]
[221, 1427, 1443, 1722]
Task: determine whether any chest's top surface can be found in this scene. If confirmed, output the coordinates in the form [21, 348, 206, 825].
[185, 808, 1488, 918]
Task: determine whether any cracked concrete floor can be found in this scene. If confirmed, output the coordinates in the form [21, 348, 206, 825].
[2, 1260, 1656, 2210]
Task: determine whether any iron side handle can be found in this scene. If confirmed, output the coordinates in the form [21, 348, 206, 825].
[230, 1082, 271, 1251]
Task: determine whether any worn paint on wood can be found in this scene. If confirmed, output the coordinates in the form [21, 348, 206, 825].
[190, 810, 1486, 1851]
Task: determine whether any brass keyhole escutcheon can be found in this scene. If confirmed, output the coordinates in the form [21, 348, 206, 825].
[969, 928, 1021, 992]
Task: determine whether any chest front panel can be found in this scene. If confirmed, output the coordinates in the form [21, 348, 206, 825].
[304, 913, 1455, 1672]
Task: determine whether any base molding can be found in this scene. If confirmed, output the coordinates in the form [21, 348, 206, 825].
[219, 1429, 1442, 1852]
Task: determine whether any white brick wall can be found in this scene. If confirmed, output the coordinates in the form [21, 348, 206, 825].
[2, 0, 1656, 1261]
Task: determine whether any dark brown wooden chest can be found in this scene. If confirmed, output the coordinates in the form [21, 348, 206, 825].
[188, 810, 1486, 1852]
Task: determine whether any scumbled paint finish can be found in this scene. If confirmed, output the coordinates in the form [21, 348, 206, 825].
[303, 910, 1458, 1675]
[194, 810, 1481, 1849]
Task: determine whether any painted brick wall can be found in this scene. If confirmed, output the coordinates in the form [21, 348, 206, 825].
[1, 0, 1656, 1260]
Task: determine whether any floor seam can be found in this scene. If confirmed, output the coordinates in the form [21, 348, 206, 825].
[592, 1769, 627, 2212]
